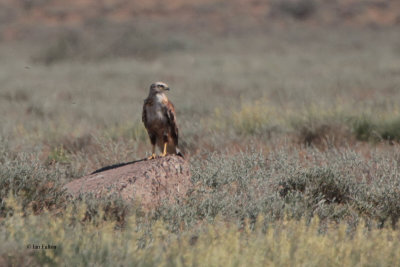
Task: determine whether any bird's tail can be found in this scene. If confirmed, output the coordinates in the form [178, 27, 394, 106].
[176, 148, 184, 158]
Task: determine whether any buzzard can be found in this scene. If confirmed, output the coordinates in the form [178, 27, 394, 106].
[142, 82, 183, 159]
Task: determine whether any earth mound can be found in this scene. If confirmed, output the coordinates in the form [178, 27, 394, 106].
[64, 155, 191, 208]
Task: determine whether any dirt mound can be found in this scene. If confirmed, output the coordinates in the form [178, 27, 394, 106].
[64, 155, 191, 208]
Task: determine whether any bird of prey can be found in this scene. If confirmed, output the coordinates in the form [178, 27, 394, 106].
[142, 82, 183, 159]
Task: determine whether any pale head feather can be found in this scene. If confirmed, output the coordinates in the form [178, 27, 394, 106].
[149, 82, 170, 95]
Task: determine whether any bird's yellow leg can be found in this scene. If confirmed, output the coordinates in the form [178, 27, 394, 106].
[161, 142, 168, 157]
[147, 145, 156, 160]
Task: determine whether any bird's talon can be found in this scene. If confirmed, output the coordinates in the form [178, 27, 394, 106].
[161, 142, 167, 157]
[147, 154, 156, 160]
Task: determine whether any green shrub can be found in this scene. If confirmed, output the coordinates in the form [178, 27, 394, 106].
[0, 152, 66, 216]
[352, 116, 378, 141]
[352, 116, 400, 142]
[379, 118, 400, 141]
[232, 102, 277, 136]
[279, 168, 354, 205]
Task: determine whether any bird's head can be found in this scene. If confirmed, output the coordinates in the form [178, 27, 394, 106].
[149, 82, 170, 95]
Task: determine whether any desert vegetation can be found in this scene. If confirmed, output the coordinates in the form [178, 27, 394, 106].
[1, 0, 400, 265]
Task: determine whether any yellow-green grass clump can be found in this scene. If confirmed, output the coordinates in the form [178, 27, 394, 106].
[2, 198, 400, 266]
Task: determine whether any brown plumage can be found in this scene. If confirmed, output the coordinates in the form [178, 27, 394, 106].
[142, 82, 183, 159]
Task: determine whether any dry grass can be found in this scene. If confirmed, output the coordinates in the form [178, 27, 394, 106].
[2, 198, 400, 266]
[1, 23, 400, 265]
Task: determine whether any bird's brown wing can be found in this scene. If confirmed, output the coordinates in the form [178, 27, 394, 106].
[164, 100, 179, 146]
[142, 98, 150, 129]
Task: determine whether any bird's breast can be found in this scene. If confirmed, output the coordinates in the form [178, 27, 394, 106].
[146, 103, 167, 124]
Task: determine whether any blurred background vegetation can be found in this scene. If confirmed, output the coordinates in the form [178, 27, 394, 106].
[1, 0, 400, 265]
